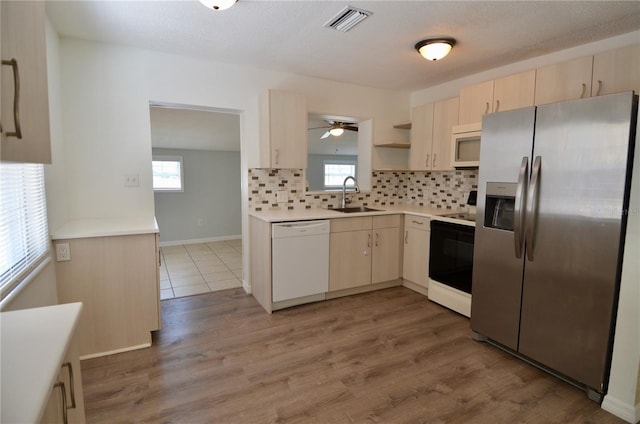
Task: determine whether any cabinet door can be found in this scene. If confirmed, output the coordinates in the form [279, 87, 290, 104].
[534, 56, 593, 105]
[458, 80, 494, 125]
[259, 89, 307, 169]
[402, 227, 429, 288]
[372, 227, 402, 284]
[592, 45, 640, 96]
[493, 70, 535, 113]
[431, 97, 458, 171]
[329, 230, 372, 291]
[1, 1, 51, 163]
[409, 103, 434, 170]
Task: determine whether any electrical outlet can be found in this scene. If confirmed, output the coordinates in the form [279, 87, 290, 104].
[56, 243, 71, 262]
[197, 218, 204, 226]
[276, 190, 288, 203]
[124, 174, 139, 187]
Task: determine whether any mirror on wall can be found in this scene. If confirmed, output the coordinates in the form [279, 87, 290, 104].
[306, 113, 363, 192]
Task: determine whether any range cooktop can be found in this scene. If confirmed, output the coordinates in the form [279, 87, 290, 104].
[440, 212, 477, 222]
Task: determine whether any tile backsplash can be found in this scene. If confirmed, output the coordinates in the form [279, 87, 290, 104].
[249, 169, 477, 212]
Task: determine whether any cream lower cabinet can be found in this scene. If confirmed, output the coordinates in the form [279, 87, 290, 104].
[55, 233, 161, 358]
[402, 215, 430, 290]
[329, 215, 402, 292]
[329, 217, 372, 291]
[40, 334, 86, 424]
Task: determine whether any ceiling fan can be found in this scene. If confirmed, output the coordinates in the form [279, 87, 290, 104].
[308, 120, 358, 139]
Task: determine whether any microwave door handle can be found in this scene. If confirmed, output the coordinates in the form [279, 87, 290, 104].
[525, 156, 542, 261]
[514, 157, 529, 259]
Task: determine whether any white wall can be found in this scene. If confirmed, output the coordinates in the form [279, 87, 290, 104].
[152, 148, 242, 244]
[48, 37, 410, 291]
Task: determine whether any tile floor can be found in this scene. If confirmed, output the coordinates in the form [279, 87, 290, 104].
[159, 239, 243, 300]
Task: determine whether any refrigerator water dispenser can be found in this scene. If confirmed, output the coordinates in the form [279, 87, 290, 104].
[484, 182, 516, 231]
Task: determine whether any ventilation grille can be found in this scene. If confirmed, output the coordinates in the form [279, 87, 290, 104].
[324, 6, 372, 32]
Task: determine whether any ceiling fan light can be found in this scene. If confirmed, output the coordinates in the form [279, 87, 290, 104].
[329, 127, 345, 137]
[198, 0, 237, 10]
[415, 38, 456, 61]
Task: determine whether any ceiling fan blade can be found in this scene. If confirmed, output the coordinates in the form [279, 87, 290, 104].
[343, 125, 358, 132]
[321, 131, 330, 139]
[308, 126, 331, 130]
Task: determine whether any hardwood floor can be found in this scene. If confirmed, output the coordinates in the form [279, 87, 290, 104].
[81, 287, 623, 423]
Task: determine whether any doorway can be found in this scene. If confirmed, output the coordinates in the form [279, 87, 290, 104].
[148, 103, 243, 299]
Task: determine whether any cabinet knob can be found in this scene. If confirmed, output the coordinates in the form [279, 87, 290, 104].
[484, 101, 490, 115]
[375, 232, 379, 247]
[61, 362, 77, 409]
[425, 154, 430, 169]
[404, 230, 408, 244]
[432, 154, 437, 168]
[495, 99, 500, 112]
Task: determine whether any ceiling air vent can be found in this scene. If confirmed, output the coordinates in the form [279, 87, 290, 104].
[324, 6, 372, 32]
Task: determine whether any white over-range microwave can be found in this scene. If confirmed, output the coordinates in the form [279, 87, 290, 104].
[451, 123, 481, 167]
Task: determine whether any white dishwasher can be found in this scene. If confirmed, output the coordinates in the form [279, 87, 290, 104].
[272, 220, 330, 303]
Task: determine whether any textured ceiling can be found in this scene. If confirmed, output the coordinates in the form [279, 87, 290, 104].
[47, 1, 640, 92]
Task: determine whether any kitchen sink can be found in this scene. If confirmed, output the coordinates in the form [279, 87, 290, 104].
[331, 206, 381, 213]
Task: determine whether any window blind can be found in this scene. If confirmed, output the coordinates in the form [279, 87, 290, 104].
[0, 162, 50, 299]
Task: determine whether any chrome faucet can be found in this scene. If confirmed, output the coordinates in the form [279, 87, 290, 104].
[341, 176, 360, 208]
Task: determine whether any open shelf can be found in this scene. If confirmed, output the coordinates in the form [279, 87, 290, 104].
[374, 142, 411, 149]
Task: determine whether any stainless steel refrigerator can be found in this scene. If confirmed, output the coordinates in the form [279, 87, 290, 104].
[470, 91, 637, 402]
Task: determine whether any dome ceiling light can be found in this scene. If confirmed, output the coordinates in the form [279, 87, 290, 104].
[415, 38, 456, 61]
[199, 0, 237, 11]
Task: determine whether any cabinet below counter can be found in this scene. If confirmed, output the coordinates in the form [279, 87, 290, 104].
[1, 303, 85, 423]
[51, 218, 161, 358]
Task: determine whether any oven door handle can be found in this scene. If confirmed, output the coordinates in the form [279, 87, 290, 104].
[514, 156, 529, 259]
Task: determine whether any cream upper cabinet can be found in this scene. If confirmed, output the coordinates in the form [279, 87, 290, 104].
[409, 103, 434, 170]
[592, 44, 640, 96]
[459, 71, 535, 125]
[402, 215, 430, 289]
[258, 89, 307, 169]
[534, 56, 594, 105]
[1, 0, 51, 164]
[409, 98, 458, 171]
[459, 80, 494, 125]
[493, 70, 536, 113]
[431, 97, 458, 171]
[371, 215, 402, 284]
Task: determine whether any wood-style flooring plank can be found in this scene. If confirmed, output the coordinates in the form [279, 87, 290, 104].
[81, 287, 623, 424]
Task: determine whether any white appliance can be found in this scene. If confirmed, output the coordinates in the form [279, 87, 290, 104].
[271, 220, 330, 304]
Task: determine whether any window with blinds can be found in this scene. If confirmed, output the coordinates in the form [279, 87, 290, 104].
[0, 163, 50, 300]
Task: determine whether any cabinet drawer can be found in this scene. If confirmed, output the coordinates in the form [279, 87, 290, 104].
[404, 215, 430, 230]
[330, 217, 372, 233]
[373, 214, 402, 229]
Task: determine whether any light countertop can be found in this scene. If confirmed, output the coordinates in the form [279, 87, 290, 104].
[50, 217, 160, 240]
[1, 302, 83, 423]
[249, 203, 475, 226]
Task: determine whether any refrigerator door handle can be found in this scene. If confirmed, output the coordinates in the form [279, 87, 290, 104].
[525, 156, 542, 261]
[514, 156, 529, 259]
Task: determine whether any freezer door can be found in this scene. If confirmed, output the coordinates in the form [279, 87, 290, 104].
[471, 107, 535, 350]
[518, 92, 636, 391]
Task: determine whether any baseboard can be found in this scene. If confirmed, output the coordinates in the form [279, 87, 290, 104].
[401, 279, 429, 297]
[79, 342, 151, 360]
[159, 234, 241, 247]
[242, 279, 252, 294]
[602, 394, 640, 423]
